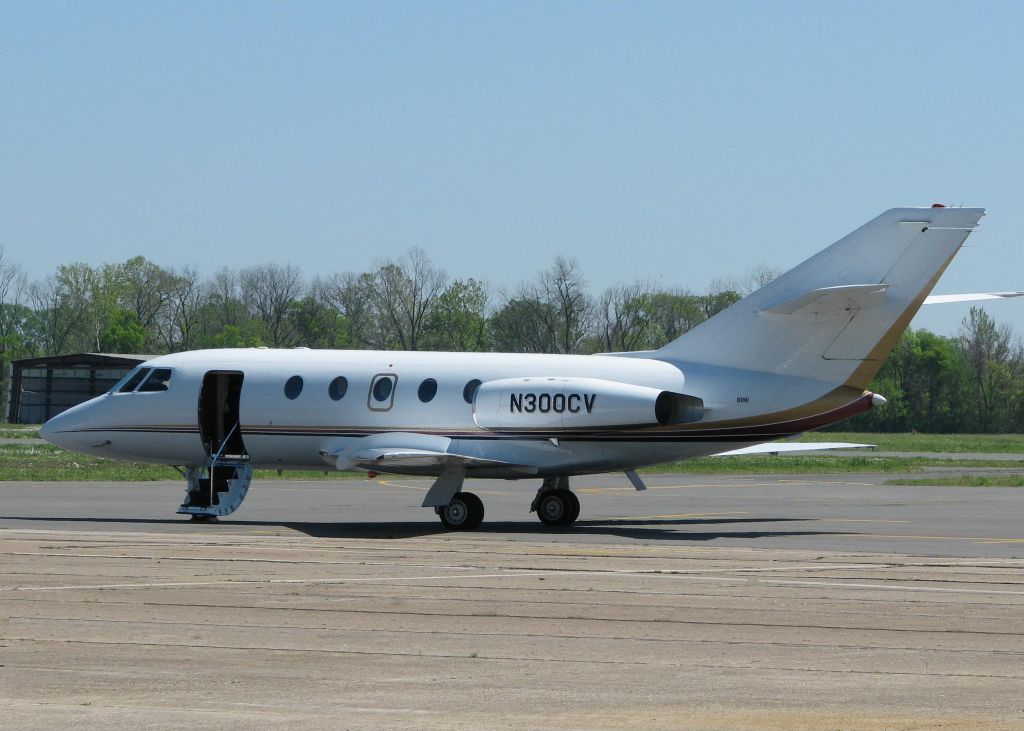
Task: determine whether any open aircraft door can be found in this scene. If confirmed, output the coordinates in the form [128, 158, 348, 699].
[198, 371, 247, 458]
[181, 371, 253, 519]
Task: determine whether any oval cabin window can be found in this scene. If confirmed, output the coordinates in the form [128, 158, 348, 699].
[368, 374, 398, 412]
[418, 378, 438, 403]
[463, 379, 482, 404]
[328, 376, 348, 401]
[373, 377, 393, 402]
[284, 375, 304, 400]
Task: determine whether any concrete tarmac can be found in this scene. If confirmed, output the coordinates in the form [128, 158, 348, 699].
[2, 473, 1024, 729]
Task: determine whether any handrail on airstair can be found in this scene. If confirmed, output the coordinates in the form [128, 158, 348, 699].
[208, 421, 240, 507]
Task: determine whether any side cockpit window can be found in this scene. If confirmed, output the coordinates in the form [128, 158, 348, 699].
[116, 368, 151, 393]
[138, 368, 173, 392]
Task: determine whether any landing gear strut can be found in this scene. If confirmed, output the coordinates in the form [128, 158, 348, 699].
[436, 491, 484, 531]
[531, 476, 580, 527]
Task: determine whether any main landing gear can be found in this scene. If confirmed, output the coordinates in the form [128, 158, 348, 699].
[436, 491, 485, 531]
[430, 474, 580, 531]
[530, 476, 580, 527]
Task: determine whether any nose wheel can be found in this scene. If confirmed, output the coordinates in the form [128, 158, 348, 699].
[437, 491, 484, 531]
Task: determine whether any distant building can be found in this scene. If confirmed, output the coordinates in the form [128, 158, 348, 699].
[6, 353, 151, 424]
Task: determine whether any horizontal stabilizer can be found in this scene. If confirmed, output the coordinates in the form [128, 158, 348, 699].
[714, 441, 875, 457]
[923, 291, 1024, 304]
[762, 284, 891, 316]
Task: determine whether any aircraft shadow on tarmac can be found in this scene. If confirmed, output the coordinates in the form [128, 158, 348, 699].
[0, 514, 853, 542]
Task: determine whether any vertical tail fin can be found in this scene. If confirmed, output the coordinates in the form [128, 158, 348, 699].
[657, 207, 985, 390]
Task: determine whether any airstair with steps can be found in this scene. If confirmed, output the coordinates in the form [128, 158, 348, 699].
[177, 422, 252, 519]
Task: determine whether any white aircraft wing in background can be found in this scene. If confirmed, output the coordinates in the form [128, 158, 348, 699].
[713, 442, 876, 457]
[923, 291, 1024, 304]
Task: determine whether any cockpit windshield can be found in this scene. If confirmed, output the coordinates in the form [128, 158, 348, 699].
[138, 368, 172, 392]
[109, 366, 174, 394]
[115, 368, 151, 393]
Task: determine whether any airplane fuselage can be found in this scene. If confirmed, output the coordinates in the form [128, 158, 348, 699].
[41, 347, 867, 477]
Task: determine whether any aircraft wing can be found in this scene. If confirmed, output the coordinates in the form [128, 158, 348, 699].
[322, 431, 534, 473]
[923, 291, 1024, 304]
[340, 446, 516, 471]
[713, 441, 875, 457]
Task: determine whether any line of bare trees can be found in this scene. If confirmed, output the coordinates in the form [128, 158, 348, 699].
[0, 248, 755, 359]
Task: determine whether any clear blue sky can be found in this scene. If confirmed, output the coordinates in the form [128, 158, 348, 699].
[2, 1, 1023, 335]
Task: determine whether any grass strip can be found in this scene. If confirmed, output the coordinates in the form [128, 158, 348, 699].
[0, 444, 364, 482]
[641, 455, 1024, 474]
[886, 475, 1024, 488]
[801, 431, 1024, 453]
[0, 426, 42, 439]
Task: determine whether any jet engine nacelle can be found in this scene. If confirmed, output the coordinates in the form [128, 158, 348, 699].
[473, 376, 703, 431]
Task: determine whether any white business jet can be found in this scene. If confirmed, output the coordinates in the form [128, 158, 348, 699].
[41, 205, 1006, 529]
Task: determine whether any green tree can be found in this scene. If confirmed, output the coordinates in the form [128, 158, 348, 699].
[0, 249, 30, 416]
[103, 257, 177, 352]
[644, 290, 709, 346]
[200, 322, 266, 348]
[494, 257, 593, 354]
[240, 263, 306, 348]
[197, 268, 260, 348]
[28, 266, 97, 355]
[99, 309, 146, 353]
[160, 267, 204, 352]
[957, 307, 1022, 432]
[904, 330, 968, 431]
[597, 282, 658, 353]
[423, 278, 489, 351]
[699, 290, 742, 320]
[489, 297, 560, 353]
[288, 295, 349, 349]
[369, 249, 448, 351]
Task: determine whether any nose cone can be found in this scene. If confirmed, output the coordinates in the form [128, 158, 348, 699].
[40, 408, 74, 450]
[38, 416, 55, 442]
[40, 399, 100, 453]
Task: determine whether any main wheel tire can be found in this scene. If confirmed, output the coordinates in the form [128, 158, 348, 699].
[565, 490, 580, 525]
[460, 491, 485, 530]
[537, 490, 574, 527]
[439, 492, 484, 531]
